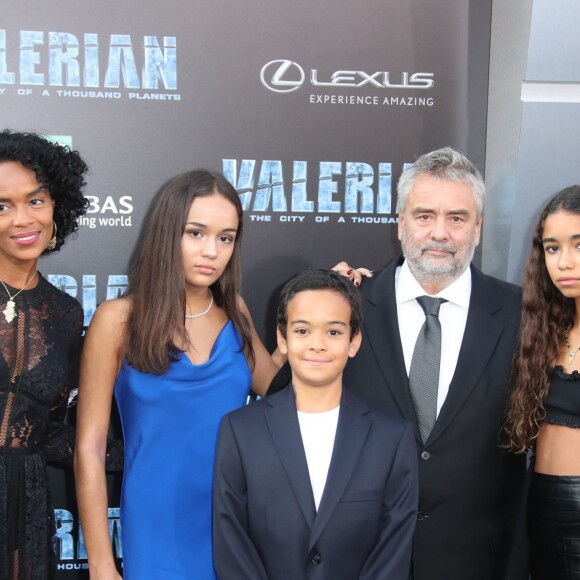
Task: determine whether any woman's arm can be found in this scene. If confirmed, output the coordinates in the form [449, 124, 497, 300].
[74, 299, 128, 579]
[238, 296, 285, 397]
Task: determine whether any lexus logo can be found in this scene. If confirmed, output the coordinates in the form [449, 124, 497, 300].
[260, 60, 305, 93]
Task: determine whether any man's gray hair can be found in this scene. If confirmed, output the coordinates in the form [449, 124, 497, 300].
[396, 147, 486, 218]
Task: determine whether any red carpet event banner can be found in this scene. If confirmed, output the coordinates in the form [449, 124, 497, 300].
[2, 0, 491, 576]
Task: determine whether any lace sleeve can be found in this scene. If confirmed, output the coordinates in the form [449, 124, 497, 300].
[43, 390, 75, 467]
[104, 434, 124, 472]
[44, 379, 124, 471]
[42, 317, 82, 467]
[42, 311, 124, 471]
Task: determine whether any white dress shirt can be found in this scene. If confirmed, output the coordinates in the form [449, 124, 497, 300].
[395, 260, 471, 416]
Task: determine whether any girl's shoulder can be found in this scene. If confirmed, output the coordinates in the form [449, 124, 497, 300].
[89, 296, 132, 331]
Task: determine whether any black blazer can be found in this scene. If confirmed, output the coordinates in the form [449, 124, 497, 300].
[342, 256, 527, 580]
[213, 385, 418, 580]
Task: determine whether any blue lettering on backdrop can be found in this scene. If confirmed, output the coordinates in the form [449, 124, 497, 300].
[0, 30, 177, 89]
[104, 35, 140, 89]
[345, 162, 374, 213]
[48, 33, 80, 86]
[318, 161, 342, 212]
[223, 159, 400, 214]
[84, 33, 99, 87]
[20, 31, 44, 85]
[47, 275, 128, 327]
[143, 36, 177, 90]
[0, 30, 15, 83]
[254, 161, 287, 211]
[291, 161, 311, 212]
[54, 508, 122, 561]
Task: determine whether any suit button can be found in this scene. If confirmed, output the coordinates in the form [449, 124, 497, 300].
[311, 552, 321, 565]
[417, 511, 426, 521]
[420, 450, 431, 461]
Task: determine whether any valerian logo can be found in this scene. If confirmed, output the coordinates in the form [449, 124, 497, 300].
[0, 30, 180, 101]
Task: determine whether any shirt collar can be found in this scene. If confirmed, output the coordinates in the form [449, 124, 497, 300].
[396, 259, 471, 308]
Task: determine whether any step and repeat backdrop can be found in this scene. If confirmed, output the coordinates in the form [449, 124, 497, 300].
[2, 0, 491, 576]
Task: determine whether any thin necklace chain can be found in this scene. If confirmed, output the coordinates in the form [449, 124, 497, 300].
[185, 289, 213, 319]
[0, 269, 37, 323]
[565, 333, 580, 364]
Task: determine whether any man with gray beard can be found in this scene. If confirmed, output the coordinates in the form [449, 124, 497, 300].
[342, 148, 526, 580]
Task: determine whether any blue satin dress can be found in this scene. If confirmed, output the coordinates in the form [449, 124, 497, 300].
[114, 320, 251, 579]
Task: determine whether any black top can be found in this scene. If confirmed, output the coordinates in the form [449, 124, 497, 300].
[0, 273, 122, 579]
[544, 366, 580, 428]
[0, 273, 83, 459]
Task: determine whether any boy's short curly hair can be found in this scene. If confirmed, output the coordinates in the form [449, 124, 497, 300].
[0, 130, 89, 252]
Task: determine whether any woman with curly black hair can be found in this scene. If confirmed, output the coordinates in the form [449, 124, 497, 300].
[0, 129, 89, 579]
[505, 186, 580, 578]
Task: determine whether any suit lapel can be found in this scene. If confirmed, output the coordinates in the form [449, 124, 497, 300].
[363, 259, 420, 436]
[265, 386, 317, 529]
[427, 266, 505, 445]
[309, 391, 371, 550]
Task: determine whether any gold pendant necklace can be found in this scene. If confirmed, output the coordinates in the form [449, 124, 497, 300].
[0, 269, 37, 323]
[565, 333, 580, 364]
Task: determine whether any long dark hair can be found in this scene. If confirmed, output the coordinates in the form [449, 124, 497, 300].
[124, 169, 254, 374]
[504, 186, 580, 453]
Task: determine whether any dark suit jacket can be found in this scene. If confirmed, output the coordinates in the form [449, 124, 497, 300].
[341, 256, 527, 580]
[213, 384, 418, 580]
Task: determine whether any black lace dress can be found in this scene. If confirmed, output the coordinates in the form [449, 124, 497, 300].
[0, 273, 84, 580]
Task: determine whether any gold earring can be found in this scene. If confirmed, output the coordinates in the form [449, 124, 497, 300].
[47, 223, 57, 251]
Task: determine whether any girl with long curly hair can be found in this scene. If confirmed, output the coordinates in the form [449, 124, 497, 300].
[505, 185, 580, 578]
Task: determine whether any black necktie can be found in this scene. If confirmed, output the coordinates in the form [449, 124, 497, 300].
[409, 296, 446, 444]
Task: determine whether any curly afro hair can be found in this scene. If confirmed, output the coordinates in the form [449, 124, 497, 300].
[0, 130, 89, 253]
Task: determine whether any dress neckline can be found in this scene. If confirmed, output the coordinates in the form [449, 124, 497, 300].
[180, 319, 233, 367]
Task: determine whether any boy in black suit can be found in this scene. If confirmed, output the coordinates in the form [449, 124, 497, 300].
[212, 269, 418, 580]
